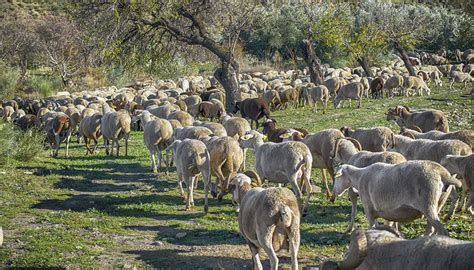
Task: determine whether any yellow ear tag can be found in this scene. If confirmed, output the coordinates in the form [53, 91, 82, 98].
[262, 135, 268, 142]
[279, 133, 291, 139]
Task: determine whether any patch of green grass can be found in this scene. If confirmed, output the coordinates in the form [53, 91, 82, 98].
[0, 80, 472, 268]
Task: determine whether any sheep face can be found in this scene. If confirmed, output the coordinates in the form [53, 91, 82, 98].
[239, 131, 266, 149]
[331, 165, 352, 202]
[228, 174, 252, 210]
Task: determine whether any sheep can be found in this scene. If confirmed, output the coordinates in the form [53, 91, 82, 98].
[166, 139, 211, 213]
[148, 103, 177, 119]
[78, 113, 103, 155]
[263, 89, 282, 110]
[449, 71, 472, 89]
[200, 136, 243, 200]
[101, 104, 131, 157]
[193, 121, 227, 137]
[305, 85, 329, 113]
[14, 114, 41, 130]
[389, 134, 472, 163]
[198, 101, 223, 122]
[323, 77, 345, 96]
[332, 137, 407, 233]
[430, 70, 443, 87]
[369, 77, 384, 99]
[279, 87, 299, 109]
[384, 75, 403, 97]
[173, 126, 213, 140]
[239, 130, 314, 215]
[228, 171, 300, 270]
[0, 106, 14, 122]
[234, 97, 271, 130]
[441, 154, 474, 217]
[322, 228, 474, 270]
[142, 111, 174, 173]
[44, 112, 72, 157]
[400, 127, 473, 151]
[333, 82, 363, 109]
[168, 110, 194, 126]
[386, 105, 449, 132]
[11, 109, 25, 122]
[168, 119, 183, 129]
[220, 114, 251, 141]
[262, 118, 308, 143]
[340, 126, 394, 152]
[403, 76, 431, 96]
[301, 129, 345, 198]
[331, 161, 462, 235]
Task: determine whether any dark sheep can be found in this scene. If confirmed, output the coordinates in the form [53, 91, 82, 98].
[262, 119, 308, 143]
[370, 77, 384, 99]
[234, 97, 271, 130]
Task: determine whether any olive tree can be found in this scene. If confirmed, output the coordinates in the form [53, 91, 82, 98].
[75, 0, 263, 112]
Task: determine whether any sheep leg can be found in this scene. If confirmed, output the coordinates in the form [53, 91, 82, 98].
[84, 137, 91, 155]
[149, 150, 157, 173]
[124, 133, 129, 156]
[177, 173, 185, 198]
[215, 167, 226, 200]
[65, 131, 71, 157]
[446, 186, 459, 221]
[92, 138, 98, 154]
[241, 148, 247, 171]
[345, 188, 358, 233]
[186, 176, 195, 209]
[115, 139, 120, 157]
[104, 139, 110, 155]
[300, 170, 312, 216]
[288, 226, 300, 270]
[110, 139, 115, 156]
[54, 134, 60, 157]
[202, 169, 210, 214]
[259, 229, 279, 270]
[425, 208, 448, 236]
[466, 192, 474, 216]
[248, 242, 263, 270]
[321, 169, 332, 199]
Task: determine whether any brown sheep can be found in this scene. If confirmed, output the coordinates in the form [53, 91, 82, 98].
[234, 97, 271, 130]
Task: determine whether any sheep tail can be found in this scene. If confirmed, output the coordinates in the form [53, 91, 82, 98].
[441, 173, 462, 189]
[279, 205, 293, 228]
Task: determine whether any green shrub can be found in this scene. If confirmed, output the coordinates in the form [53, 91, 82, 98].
[0, 61, 20, 99]
[22, 75, 63, 97]
[0, 124, 44, 167]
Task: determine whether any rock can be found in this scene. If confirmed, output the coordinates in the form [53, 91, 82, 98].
[175, 232, 187, 239]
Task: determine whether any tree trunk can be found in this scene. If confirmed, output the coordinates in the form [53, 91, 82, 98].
[214, 60, 241, 112]
[302, 39, 324, 85]
[394, 42, 416, 76]
[357, 56, 374, 77]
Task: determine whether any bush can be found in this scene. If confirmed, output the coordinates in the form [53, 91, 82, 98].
[0, 124, 44, 167]
[0, 61, 20, 99]
[21, 75, 63, 97]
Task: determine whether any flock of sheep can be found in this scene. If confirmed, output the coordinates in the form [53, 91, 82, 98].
[0, 48, 474, 269]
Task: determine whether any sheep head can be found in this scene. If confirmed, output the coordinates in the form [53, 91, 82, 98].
[330, 164, 352, 203]
[228, 170, 262, 211]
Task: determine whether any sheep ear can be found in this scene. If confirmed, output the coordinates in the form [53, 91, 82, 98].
[334, 166, 344, 178]
[240, 134, 253, 140]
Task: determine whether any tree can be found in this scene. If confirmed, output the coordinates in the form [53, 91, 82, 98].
[75, 0, 263, 112]
[0, 17, 41, 79]
[358, 1, 436, 76]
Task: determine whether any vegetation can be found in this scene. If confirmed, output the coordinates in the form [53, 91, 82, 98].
[0, 81, 472, 268]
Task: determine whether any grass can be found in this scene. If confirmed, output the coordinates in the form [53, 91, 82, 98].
[0, 80, 473, 268]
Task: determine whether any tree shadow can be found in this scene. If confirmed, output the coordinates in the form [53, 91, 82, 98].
[301, 229, 350, 247]
[127, 224, 244, 246]
[32, 193, 216, 221]
[125, 248, 297, 269]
